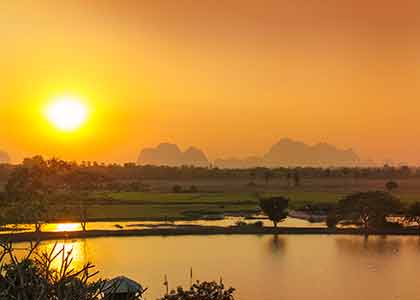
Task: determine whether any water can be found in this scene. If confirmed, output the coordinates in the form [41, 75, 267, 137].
[17, 235, 420, 300]
[2, 216, 326, 233]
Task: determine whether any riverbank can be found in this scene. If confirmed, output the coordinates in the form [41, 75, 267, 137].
[2, 226, 420, 243]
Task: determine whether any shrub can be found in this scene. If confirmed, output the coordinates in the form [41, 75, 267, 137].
[172, 185, 183, 193]
[161, 281, 235, 300]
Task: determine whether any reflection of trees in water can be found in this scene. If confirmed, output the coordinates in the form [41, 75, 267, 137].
[335, 236, 401, 256]
[398, 236, 420, 252]
[267, 234, 286, 255]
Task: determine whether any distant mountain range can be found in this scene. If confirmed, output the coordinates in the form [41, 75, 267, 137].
[137, 138, 361, 168]
[138, 143, 209, 167]
[0, 150, 10, 164]
[215, 138, 360, 168]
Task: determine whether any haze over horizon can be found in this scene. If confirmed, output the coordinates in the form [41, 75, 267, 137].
[1, 1, 420, 164]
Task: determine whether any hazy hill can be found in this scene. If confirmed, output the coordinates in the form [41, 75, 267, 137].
[138, 139, 360, 168]
[138, 143, 209, 167]
[215, 138, 360, 168]
[0, 150, 10, 164]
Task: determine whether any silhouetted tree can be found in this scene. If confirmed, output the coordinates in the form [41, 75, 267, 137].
[189, 185, 198, 193]
[286, 172, 292, 187]
[326, 208, 338, 229]
[263, 170, 274, 185]
[385, 180, 399, 192]
[172, 185, 182, 193]
[5, 156, 51, 232]
[293, 172, 300, 187]
[259, 197, 289, 228]
[249, 171, 256, 184]
[338, 191, 401, 233]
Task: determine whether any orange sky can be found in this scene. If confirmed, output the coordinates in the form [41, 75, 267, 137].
[1, 0, 419, 164]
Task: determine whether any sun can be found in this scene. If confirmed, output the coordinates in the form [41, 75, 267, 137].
[45, 96, 89, 132]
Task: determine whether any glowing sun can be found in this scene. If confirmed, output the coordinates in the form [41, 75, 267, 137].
[45, 96, 89, 132]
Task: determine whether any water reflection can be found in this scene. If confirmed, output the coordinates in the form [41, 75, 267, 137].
[43, 223, 83, 232]
[14, 235, 420, 300]
[1, 216, 326, 234]
[268, 234, 286, 256]
[335, 236, 402, 256]
[35, 239, 89, 271]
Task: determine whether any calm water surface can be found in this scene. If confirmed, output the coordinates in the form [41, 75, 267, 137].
[18, 235, 420, 300]
[4, 216, 325, 233]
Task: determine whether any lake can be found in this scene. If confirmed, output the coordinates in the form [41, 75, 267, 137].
[16, 234, 420, 300]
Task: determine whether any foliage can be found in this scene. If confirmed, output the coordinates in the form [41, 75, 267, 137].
[263, 170, 274, 185]
[326, 209, 338, 229]
[5, 156, 52, 231]
[0, 242, 110, 300]
[189, 185, 198, 193]
[259, 197, 289, 227]
[161, 281, 235, 300]
[385, 180, 399, 192]
[172, 185, 183, 193]
[337, 191, 401, 232]
[293, 172, 300, 187]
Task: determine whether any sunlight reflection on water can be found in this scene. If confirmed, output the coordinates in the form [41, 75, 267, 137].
[1, 216, 326, 234]
[14, 235, 420, 300]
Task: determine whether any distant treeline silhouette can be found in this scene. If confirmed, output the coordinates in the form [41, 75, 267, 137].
[0, 156, 418, 182]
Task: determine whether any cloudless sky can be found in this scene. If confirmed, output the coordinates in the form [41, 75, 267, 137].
[1, 0, 419, 164]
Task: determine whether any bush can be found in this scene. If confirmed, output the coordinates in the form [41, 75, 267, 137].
[189, 185, 198, 193]
[161, 281, 235, 300]
[172, 185, 183, 193]
[385, 180, 399, 192]
[0, 242, 108, 300]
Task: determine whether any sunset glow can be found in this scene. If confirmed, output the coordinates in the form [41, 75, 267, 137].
[1, 1, 420, 164]
[45, 96, 89, 132]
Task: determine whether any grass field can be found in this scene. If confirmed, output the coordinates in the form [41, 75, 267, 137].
[59, 188, 420, 222]
[4, 177, 420, 222]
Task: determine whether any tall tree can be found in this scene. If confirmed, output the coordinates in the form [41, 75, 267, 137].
[65, 170, 101, 232]
[259, 197, 289, 228]
[293, 172, 300, 187]
[338, 191, 401, 233]
[5, 156, 52, 232]
[385, 180, 399, 192]
[264, 170, 274, 185]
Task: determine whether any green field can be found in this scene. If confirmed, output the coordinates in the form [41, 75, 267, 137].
[5, 177, 420, 222]
[49, 188, 420, 222]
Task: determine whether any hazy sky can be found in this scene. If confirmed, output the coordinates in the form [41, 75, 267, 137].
[1, 1, 419, 164]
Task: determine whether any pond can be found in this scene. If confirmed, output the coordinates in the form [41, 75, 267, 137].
[16, 234, 420, 300]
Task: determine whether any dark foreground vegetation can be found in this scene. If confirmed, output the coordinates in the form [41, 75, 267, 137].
[0, 241, 235, 300]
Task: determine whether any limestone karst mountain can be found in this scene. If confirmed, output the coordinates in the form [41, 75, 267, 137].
[138, 139, 361, 168]
[214, 138, 360, 168]
[137, 143, 209, 167]
[263, 138, 360, 167]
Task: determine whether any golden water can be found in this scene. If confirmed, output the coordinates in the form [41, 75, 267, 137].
[17, 235, 420, 300]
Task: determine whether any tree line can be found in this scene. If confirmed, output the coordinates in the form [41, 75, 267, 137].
[0, 158, 419, 182]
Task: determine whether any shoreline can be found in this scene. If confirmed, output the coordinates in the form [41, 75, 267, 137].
[1, 226, 420, 243]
